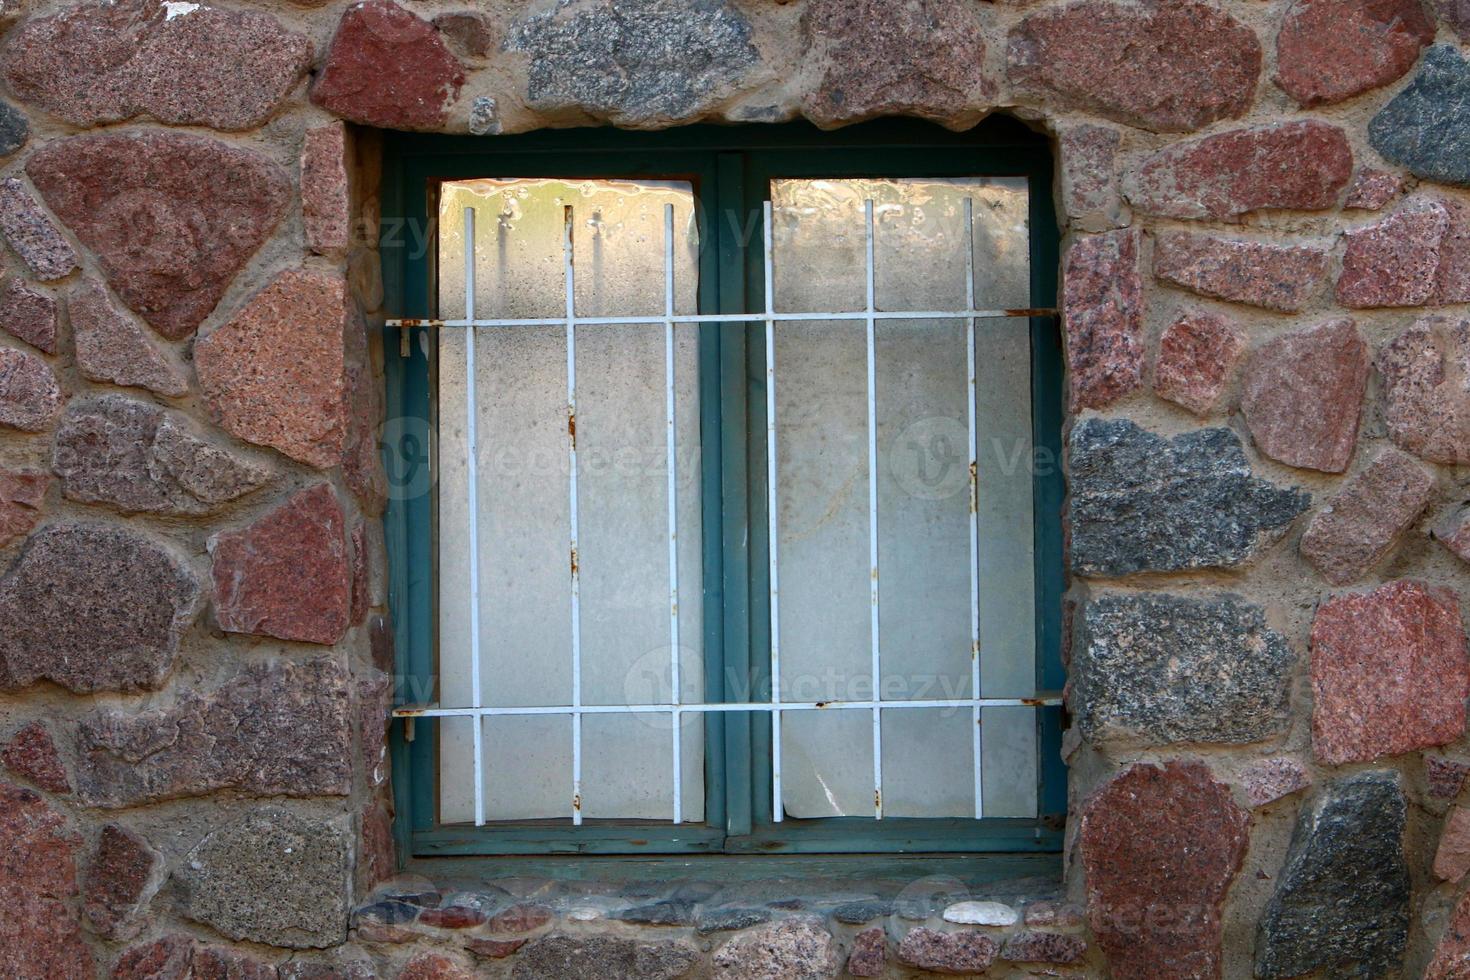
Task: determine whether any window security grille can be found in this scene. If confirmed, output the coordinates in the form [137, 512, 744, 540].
[389, 196, 1062, 828]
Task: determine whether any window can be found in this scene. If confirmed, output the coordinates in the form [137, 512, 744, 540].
[382, 120, 1064, 860]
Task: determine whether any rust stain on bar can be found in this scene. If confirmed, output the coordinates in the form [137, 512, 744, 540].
[570, 547, 579, 578]
[572, 793, 582, 812]
[568, 410, 576, 447]
[395, 318, 446, 328]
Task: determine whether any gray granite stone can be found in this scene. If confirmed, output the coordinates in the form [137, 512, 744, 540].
[507, 0, 758, 125]
[831, 901, 893, 925]
[1370, 45, 1470, 187]
[1256, 771, 1409, 978]
[711, 919, 839, 979]
[0, 100, 27, 157]
[177, 806, 351, 949]
[613, 900, 694, 926]
[512, 935, 699, 980]
[1069, 419, 1310, 577]
[696, 907, 772, 934]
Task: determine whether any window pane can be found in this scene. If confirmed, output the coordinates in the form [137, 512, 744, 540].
[770, 177, 1035, 819]
[436, 179, 704, 823]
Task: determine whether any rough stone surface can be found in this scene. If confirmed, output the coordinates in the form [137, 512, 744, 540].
[1058, 123, 1125, 230]
[1300, 449, 1434, 585]
[1370, 45, 1470, 187]
[1378, 316, 1470, 465]
[1, 720, 68, 793]
[209, 484, 351, 645]
[711, 920, 839, 979]
[1152, 310, 1246, 416]
[467, 938, 527, 960]
[942, 900, 1018, 926]
[0, 99, 28, 157]
[1127, 122, 1354, 220]
[1082, 762, 1249, 980]
[342, 307, 387, 515]
[1153, 232, 1328, 312]
[1275, 0, 1434, 107]
[1241, 318, 1369, 473]
[1006, 0, 1259, 132]
[512, 935, 701, 980]
[192, 945, 279, 980]
[2, 0, 311, 130]
[1256, 771, 1410, 978]
[508, 0, 757, 127]
[70, 280, 187, 396]
[490, 903, 554, 934]
[1062, 229, 1143, 410]
[399, 952, 475, 980]
[112, 935, 193, 980]
[54, 397, 270, 516]
[1337, 196, 1457, 307]
[1345, 168, 1404, 210]
[1024, 902, 1084, 929]
[196, 268, 349, 469]
[697, 907, 771, 934]
[0, 468, 48, 549]
[1430, 755, 1470, 800]
[312, 0, 464, 130]
[1312, 580, 1469, 764]
[1001, 932, 1088, 964]
[1436, 807, 1470, 882]
[75, 656, 351, 808]
[0, 783, 93, 978]
[0, 344, 62, 432]
[433, 11, 496, 59]
[800, 0, 993, 127]
[1074, 593, 1294, 746]
[1068, 419, 1310, 576]
[178, 807, 350, 949]
[1241, 757, 1312, 808]
[846, 928, 885, 977]
[0, 523, 199, 693]
[0, 277, 56, 353]
[0, 177, 77, 281]
[896, 928, 999, 974]
[83, 823, 163, 940]
[26, 131, 290, 340]
[303, 122, 351, 259]
[1428, 887, 1470, 979]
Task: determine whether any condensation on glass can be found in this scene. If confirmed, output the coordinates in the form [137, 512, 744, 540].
[437, 179, 704, 823]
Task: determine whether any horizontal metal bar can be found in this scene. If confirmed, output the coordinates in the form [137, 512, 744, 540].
[388, 309, 1057, 329]
[395, 696, 1062, 718]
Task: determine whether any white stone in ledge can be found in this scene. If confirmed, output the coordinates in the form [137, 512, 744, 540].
[941, 900, 1019, 927]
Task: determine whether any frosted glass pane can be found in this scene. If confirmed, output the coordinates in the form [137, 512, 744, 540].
[582, 714, 703, 820]
[771, 177, 1035, 819]
[781, 710, 872, 818]
[436, 179, 703, 824]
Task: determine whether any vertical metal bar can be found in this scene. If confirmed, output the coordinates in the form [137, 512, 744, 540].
[463, 207, 486, 828]
[564, 205, 584, 826]
[964, 198, 984, 820]
[764, 200, 783, 824]
[665, 203, 682, 826]
[864, 199, 882, 821]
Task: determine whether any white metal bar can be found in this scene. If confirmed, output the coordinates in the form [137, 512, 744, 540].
[764, 200, 782, 824]
[664, 203, 682, 825]
[390, 309, 1051, 329]
[964, 197, 984, 821]
[463, 207, 486, 828]
[863, 199, 882, 821]
[396, 697, 1062, 719]
[564, 205, 583, 826]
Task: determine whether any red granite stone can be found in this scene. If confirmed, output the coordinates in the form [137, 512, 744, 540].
[418, 905, 487, 929]
[351, 518, 370, 627]
[398, 952, 475, 980]
[2, 0, 311, 130]
[1006, 0, 1260, 132]
[1311, 580, 1470, 765]
[468, 939, 527, 960]
[195, 269, 349, 469]
[1436, 807, 1470, 882]
[802, 0, 995, 127]
[847, 927, 886, 977]
[897, 928, 999, 974]
[1, 720, 68, 793]
[1153, 310, 1247, 416]
[112, 935, 192, 980]
[0, 782, 94, 979]
[1300, 448, 1435, 585]
[1427, 887, 1470, 980]
[209, 484, 351, 645]
[0, 468, 48, 549]
[489, 903, 554, 934]
[1338, 197, 1451, 307]
[26, 131, 290, 340]
[0, 278, 56, 353]
[1275, 0, 1434, 106]
[83, 823, 163, 940]
[1059, 123, 1125, 229]
[312, 0, 466, 130]
[0, 345, 62, 432]
[1429, 755, 1470, 800]
[1436, 0, 1470, 39]
[1345, 169, 1404, 210]
[1080, 761, 1249, 980]
[1378, 315, 1470, 465]
[1153, 232, 1329, 312]
[0, 177, 77, 282]
[303, 121, 351, 259]
[1432, 196, 1470, 304]
[342, 306, 387, 515]
[1063, 229, 1143, 410]
[1001, 931, 1088, 964]
[359, 802, 394, 892]
[1239, 757, 1312, 808]
[70, 279, 187, 397]
[1241, 318, 1368, 473]
[1129, 121, 1354, 220]
[192, 945, 279, 980]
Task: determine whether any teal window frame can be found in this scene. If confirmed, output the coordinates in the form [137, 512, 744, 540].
[380, 117, 1065, 864]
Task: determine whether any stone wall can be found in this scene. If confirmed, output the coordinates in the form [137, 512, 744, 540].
[0, 0, 1468, 976]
